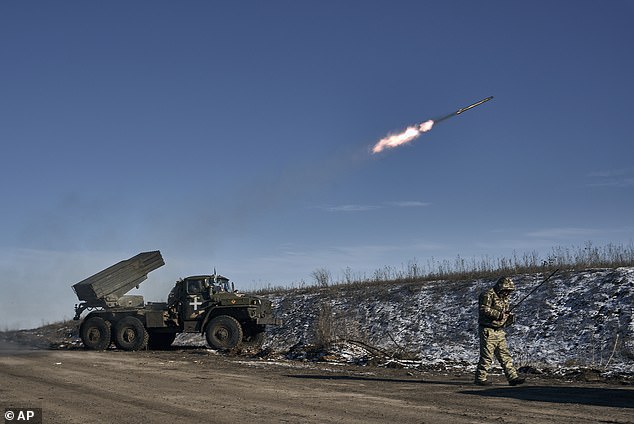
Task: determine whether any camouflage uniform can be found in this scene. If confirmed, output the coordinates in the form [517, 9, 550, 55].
[474, 277, 524, 385]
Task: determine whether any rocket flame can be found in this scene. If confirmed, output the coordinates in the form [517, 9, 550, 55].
[371, 96, 493, 154]
[372, 119, 435, 154]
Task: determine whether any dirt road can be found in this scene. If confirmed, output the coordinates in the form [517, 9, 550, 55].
[1, 346, 632, 424]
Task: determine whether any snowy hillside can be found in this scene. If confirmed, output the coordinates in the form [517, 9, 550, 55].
[263, 267, 634, 375]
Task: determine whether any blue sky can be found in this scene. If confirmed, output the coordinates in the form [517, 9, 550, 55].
[1, 1, 633, 329]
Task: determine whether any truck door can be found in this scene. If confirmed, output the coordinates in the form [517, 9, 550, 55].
[185, 278, 207, 320]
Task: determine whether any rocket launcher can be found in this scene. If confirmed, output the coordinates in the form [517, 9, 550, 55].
[72, 251, 165, 319]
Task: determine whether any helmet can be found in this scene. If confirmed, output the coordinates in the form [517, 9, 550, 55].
[494, 277, 515, 292]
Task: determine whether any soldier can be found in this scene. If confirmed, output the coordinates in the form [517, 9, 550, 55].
[474, 276, 525, 386]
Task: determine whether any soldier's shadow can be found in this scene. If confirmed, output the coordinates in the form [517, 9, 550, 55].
[460, 386, 634, 409]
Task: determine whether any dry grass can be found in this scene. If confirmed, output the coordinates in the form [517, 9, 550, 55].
[254, 241, 634, 295]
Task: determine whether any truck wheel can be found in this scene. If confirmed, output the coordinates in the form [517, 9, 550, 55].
[114, 316, 149, 351]
[147, 332, 176, 350]
[205, 315, 243, 350]
[80, 316, 112, 350]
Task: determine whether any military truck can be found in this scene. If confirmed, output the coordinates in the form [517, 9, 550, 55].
[72, 251, 281, 351]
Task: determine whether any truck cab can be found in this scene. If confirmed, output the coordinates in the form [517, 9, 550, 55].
[168, 274, 279, 348]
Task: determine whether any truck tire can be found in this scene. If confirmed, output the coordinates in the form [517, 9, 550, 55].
[114, 316, 149, 351]
[147, 331, 176, 350]
[80, 316, 112, 350]
[205, 315, 243, 350]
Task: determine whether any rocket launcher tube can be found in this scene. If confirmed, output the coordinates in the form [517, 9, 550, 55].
[72, 251, 165, 303]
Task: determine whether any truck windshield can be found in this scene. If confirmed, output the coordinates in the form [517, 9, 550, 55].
[213, 278, 231, 293]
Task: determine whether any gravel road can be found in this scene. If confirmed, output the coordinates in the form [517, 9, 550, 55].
[1, 346, 632, 424]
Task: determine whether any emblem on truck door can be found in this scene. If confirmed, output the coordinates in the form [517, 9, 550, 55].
[189, 296, 202, 311]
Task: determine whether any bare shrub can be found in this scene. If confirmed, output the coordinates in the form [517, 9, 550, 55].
[312, 268, 331, 288]
[315, 301, 333, 347]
